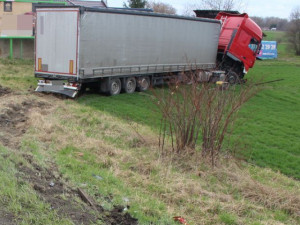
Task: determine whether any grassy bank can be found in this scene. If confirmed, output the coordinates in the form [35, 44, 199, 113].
[14, 94, 300, 224]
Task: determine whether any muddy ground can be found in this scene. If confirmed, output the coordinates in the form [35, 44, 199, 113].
[0, 85, 11, 97]
[0, 86, 138, 225]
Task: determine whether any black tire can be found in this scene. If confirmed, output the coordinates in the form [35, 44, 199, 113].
[226, 71, 240, 85]
[123, 77, 136, 94]
[136, 76, 150, 92]
[108, 78, 121, 96]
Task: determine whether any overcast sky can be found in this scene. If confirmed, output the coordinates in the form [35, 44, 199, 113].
[106, 0, 300, 19]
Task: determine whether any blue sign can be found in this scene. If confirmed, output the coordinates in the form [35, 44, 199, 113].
[257, 41, 278, 59]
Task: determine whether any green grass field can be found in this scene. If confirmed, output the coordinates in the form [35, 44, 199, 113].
[236, 61, 300, 178]
[264, 31, 287, 42]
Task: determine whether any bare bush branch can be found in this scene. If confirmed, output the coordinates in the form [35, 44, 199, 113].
[152, 70, 259, 166]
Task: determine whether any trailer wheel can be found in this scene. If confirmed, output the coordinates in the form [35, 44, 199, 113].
[124, 77, 136, 94]
[109, 78, 121, 96]
[137, 76, 150, 92]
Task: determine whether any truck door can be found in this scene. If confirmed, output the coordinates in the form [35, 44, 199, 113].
[35, 8, 79, 76]
[228, 30, 258, 71]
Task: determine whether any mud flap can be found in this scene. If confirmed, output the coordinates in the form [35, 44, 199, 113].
[35, 80, 79, 98]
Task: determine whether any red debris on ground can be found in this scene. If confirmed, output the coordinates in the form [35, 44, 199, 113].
[173, 216, 189, 225]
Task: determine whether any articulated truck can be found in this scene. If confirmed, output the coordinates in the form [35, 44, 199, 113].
[35, 6, 262, 97]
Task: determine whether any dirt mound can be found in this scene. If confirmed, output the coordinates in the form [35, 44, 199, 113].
[0, 85, 11, 97]
[104, 206, 138, 225]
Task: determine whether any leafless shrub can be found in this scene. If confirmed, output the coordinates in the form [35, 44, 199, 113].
[198, 79, 257, 166]
[153, 72, 202, 154]
[152, 70, 259, 166]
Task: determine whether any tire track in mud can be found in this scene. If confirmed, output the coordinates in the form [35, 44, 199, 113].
[0, 85, 11, 97]
[0, 100, 46, 149]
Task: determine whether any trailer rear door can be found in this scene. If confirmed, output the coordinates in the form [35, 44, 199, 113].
[35, 8, 79, 76]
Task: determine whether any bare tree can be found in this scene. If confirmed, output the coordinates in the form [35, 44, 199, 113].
[252, 16, 289, 31]
[287, 7, 300, 55]
[146, 1, 176, 15]
[251, 16, 265, 28]
[182, 0, 245, 17]
[182, 3, 197, 17]
[199, 0, 245, 11]
[123, 0, 147, 8]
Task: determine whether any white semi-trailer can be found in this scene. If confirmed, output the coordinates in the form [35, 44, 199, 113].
[35, 6, 221, 97]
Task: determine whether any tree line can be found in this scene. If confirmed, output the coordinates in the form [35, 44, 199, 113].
[123, 0, 176, 14]
[251, 17, 289, 31]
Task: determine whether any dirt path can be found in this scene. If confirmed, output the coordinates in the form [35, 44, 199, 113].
[0, 86, 138, 225]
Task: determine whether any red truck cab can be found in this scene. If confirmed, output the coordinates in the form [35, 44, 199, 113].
[195, 10, 263, 82]
[216, 12, 263, 74]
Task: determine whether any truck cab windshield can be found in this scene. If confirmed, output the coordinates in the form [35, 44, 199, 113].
[249, 38, 259, 53]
